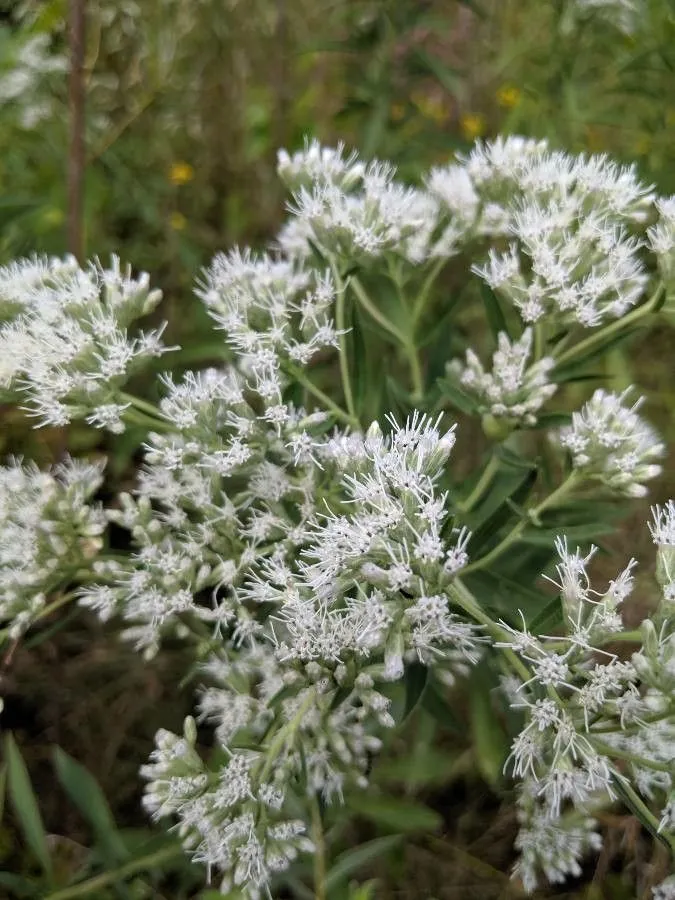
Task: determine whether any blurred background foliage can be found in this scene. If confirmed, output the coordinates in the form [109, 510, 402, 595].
[2, 0, 675, 897]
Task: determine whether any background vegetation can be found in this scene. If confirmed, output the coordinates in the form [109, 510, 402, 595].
[1, 1, 675, 897]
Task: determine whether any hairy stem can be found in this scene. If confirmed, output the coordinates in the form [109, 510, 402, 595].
[461, 472, 579, 575]
[311, 794, 327, 900]
[554, 285, 663, 370]
[350, 275, 424, 402]
[457, 454, 499, 513]
[330, 260, 359, 426]
[284, 363, 359, 428]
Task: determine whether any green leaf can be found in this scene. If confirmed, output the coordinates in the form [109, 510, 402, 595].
[0, 872, 40, 898]
[436, 374, 478, 415]
[411, 48, 463, 98]
[529, 595, 563, 633]
[403, 663, 428, 721]
[4, 734, 52, 879]
[494, 445, 537, 471]
[346, 793, 442, 833]
[553, 324, 643, 378]
[53, 748, 128, 867]
[520, 521, 616, 546]
[420, 679, 464, 734]
[469, 667, 509, 789]
[479, 283, 512, 340]
[374, 745, 458, 789]
[0, 761, 6, 822]
[325, 835, 402, 893]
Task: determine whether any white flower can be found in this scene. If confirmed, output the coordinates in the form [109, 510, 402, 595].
[0, 255, 166, 429]
[558, 389, 664, 496]
[449, 328, 557, 426]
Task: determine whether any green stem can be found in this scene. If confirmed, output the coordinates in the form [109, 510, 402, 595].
[611, 775, 675, 857]
[284, 363, 359, 429]
[119, 392, 166, 419]
[33, 592, 78, 625]
[350, 275, 424, 402]
[258, 689, 317, 784]
[43, 845, 184, 900]
[122, 408, 172, 432]
[450, 579, 531, 683]
[311, 794, 327, 900]
[533, 321, 545, 362]
[330, 260, 359, 426]
[403, 338, 424, 403]
[461, 472, 579, 575]
[591, 740, 672, 774]
[457, 454, 499, 513]
[554, 285, 663, 370]
[350, 275, 407, 343]
[413, 256, 445, 326]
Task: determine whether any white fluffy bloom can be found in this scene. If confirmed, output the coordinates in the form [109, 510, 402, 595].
[277, 138, 365, 191]
[0, 457, 105, 637]
[558, 389, 664, 496]
[449, 328, 557, 426]
[285, 157, 439, 262]
[648, 196, 675, 284]
[0, 255, 166, 429]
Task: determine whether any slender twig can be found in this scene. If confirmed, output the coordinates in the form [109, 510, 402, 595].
[554, 286, 663, 369]
[311, 794, 327, 900]
[44, 845, 184, 900]
[461, 472, 579, 575]
[67, 0, 86, 261]
[457, 454, 499, 513]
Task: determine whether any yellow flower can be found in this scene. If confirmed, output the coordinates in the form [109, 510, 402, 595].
[496, 85, 521, 109]
[460, 113, 486, 141]
[169, 162, 194, 186]
[42, 207, 64, 227]
[170, 211, 187, 231]
[412, 92, 449, 125]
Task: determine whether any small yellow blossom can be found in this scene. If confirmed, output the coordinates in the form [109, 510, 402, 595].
[170, 211, 187, 231]
[460, 113, 486, 141]
[412, 92, 449, 125]
[169, 162, 194, 186]
[496, 85, 521, 109]
[42, 207, 64, 227]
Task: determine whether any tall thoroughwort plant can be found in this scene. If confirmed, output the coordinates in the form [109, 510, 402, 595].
[1, 137, 675, 896]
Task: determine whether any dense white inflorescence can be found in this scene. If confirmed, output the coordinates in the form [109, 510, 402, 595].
[0, 458, 105, 637]
[0, 255, 167, 430]
[1, 136, 673, 897]
[448, 328, 557, 426]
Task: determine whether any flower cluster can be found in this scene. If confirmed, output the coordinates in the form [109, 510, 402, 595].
[0, 255, 167, 430]
[447, 328, 557, 427]
[279, 142, 437, 263]
[197, 249, 341, 401]
[1, 136, 672, 898]
[467, 143, 652, 325]
[648, 196, 675, 287]
[557, 388, 664, 496]
[501, 518, 674, 891]
[0, 458, 105, 638]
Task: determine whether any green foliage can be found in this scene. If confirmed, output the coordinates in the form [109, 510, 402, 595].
[2, 1, 675, 898]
